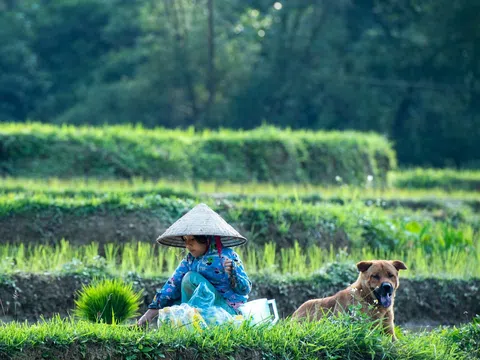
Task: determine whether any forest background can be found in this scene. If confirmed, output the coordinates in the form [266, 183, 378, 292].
[1, 0, 479, 168]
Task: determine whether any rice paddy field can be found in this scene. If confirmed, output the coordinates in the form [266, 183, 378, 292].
[0, 238, 479, 280]
[0, 176, 479, 359]
[0, 125, 479, 359]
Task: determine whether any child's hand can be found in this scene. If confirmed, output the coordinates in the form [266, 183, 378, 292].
[136, 309, 159, 327]
[224, 259, 234, 276]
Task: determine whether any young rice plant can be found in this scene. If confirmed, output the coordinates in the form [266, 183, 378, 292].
[74, 278, 142, 324]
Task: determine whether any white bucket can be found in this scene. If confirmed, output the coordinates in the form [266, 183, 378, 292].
[238, 298, 279, 326]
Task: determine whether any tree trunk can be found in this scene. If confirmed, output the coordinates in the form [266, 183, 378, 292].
[204, 0, 216, 127]
[166, 0, 199, 123]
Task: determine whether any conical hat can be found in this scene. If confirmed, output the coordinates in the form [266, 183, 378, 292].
[156, 203, 247, 248]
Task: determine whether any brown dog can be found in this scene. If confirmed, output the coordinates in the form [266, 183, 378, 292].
[292, 260, 407, 341]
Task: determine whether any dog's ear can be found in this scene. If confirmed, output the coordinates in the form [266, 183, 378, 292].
[356, 261, 373, 272]
[392, 260, 407, 270]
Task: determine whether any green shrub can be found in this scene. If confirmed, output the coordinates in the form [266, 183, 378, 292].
[74, 278, 142, 324]
[0, 123, 396, 186]
[316, 261, 357, 286]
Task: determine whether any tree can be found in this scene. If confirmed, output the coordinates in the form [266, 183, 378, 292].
[228, 0, 352, 129]
[24, 0, 133, 120]
[0, 7, 47, 121]
[1, 0, 478, 167]
[345, 0, 480, 166]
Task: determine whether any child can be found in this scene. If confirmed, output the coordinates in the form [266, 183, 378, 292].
[136, 203, 251, 327]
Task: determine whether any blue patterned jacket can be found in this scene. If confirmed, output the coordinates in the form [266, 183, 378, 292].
[148, 245, 251, 311]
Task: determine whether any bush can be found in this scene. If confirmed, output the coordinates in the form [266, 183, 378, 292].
[0, 123, 396, 186]
[74, 278, 142, 324]
[316, 261, 357, 287]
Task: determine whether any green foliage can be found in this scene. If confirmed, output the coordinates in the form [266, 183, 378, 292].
[15, 0, 145, 120]
[0, 9, 48, 122]
[0, 123, 396, 186]
[445, 315, 480, 358]
[391, 168, 480, 192]
[1, 0, 479, 167]
[0, 177, 478, 279]
[74, 278, 142, 324]
[315, 261, 358, 286]
[1, 239, 479, 280]
[0, 180, 478, 253]
[0, 315, 474, 359]
[1, 176, 479, 203]
[0, 123, 193, 180]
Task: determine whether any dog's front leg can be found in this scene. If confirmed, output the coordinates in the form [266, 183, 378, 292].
[383, 310, 397, 341]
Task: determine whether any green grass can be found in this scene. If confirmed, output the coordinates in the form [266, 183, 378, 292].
[391, 168, 480, 192]
[1, 240, 478, 279]
[0, 314, 475, 359]
[0, 122, 395, 186]
[1, 176, 480, 201]
[0, 183, 478, 253]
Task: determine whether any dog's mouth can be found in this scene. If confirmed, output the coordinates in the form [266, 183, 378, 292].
[373, 282, 394, 308]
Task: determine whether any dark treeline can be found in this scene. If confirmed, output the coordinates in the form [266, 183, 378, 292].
[1, 0, 479, 167]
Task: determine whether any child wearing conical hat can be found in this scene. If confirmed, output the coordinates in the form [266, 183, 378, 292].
[136, 204, 251, 327]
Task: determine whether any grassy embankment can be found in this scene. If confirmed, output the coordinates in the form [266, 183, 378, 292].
[0, 315, 478, 360]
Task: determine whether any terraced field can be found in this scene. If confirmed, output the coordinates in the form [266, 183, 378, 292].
[0, 125, 479, 359]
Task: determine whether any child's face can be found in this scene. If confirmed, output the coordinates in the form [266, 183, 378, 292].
[183, 235, 208, 258]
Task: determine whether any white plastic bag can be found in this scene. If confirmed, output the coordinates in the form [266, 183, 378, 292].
[157, 283, 244, 330]
[157, 303, 207, 331]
